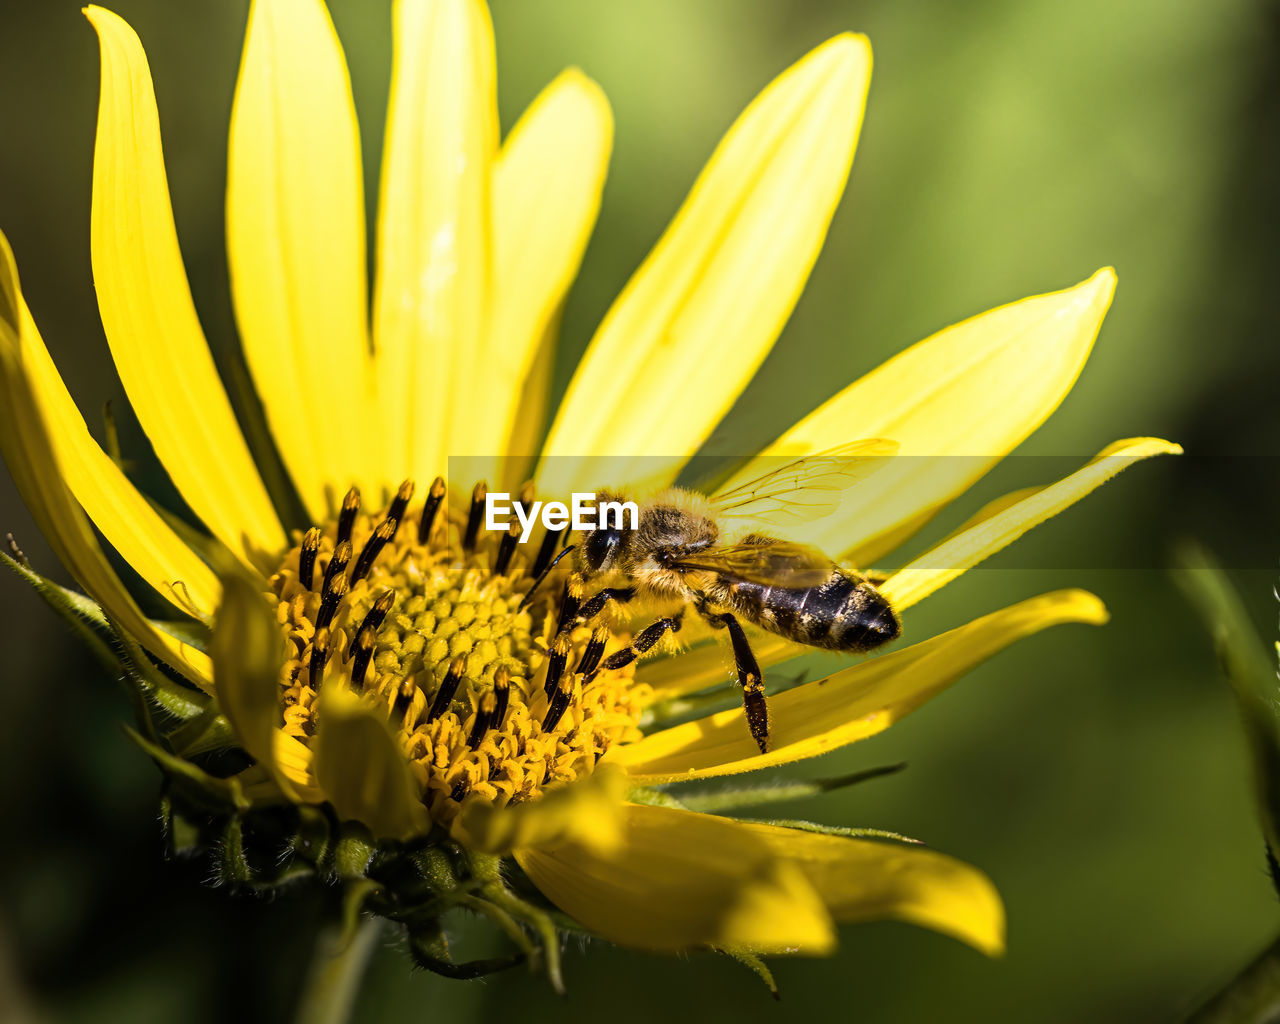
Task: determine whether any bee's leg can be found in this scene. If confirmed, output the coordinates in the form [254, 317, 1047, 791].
[599, 614, 684, 673]
[696, 605, 769, 754]
[561, 572, 635, 632]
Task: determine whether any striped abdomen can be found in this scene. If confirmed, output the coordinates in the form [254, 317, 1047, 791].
[722, 566, 901, 653]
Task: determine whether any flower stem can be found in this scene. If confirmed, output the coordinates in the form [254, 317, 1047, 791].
[293, 915, 382, 1024]
[1189, 931, 1280, 1023]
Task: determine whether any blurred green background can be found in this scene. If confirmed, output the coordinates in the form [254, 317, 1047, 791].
[1, 0, 1277, 1020]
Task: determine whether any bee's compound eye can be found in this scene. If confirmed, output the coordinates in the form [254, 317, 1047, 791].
[584, 527, 623, 572]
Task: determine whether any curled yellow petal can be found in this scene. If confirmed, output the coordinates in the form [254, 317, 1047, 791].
[515, 802, 834, 953]
[881, 437, 1182, 609]
[617, 589, 1108, 783]
[373, 0, 496, 488]
[0, 230, 219, 619]
[211, 571, 296, 798]
[465, 68, 613, 486]
[734, 821, 1005, 956]
[0, 241, 212, 690]
[228, 0, 374, 518]
[312, 688, 430, 841]
[452, 763, 626, 856]
[538, 34, 872, 495]
[85, 6, 285, 564]
[727, 268, 1116, 563]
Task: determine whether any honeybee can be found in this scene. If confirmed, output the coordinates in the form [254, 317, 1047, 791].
[558, 440, 902, 754]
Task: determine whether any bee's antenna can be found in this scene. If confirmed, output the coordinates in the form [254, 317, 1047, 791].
[518, 545, 575, 613]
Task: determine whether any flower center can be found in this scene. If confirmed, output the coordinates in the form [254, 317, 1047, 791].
[267, 479, 648, 825]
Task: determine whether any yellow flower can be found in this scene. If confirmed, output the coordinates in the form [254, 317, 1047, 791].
[0, 0, 1179, 983]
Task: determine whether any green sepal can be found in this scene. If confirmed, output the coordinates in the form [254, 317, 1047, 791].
[166, 707, 237, 757]
[325, 823, 376, 879]
[737, 817, 923, 844]
[623, 785, 686, 808]
[713, 946, 780, 1000]
[289, 805, 332, 869]
[107, 612, 210, 724]
[674, 763, 907, 813]
[159, 792, 204, 858]
[406, 921, 524, 980]
[1, 547, 118, 672]
[219, 815, 253, 886]
[125, 727, 249, 814]
[1176, 544, 1280, 867]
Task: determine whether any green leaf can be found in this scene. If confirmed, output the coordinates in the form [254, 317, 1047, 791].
[1175, 543, 1280, 864]
[675, 763, 907, 813]
[713, 946, 780, 1000]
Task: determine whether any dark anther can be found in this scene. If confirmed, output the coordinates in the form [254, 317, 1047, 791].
[387, 479, 415, 539]
[463, 481, 487, 552]
[450, 780, 469, 802]
[492, 666, 511, 730]
[542, 675, 573, 733]
[531, 524, 564, 578]
[321, 539, 352, 593]
[309, 627, 331, 689]
[427, 656, 466, 723]
[299, 527, 321, 590]
[543, 636, 570, 699]
[575, 626, 609, 681]
[337, 487, 360, 545]
[493, 522, 520, 576]
[349, 626, 376, 689]
[394, 677, 417, 717]
[315, 573, 349, 631]
[467, 692, 497, 749]
[352, 517, 396, 582]
[347, 590, 395, 658]
[517, 544, 574, 612]
[418, 475, 446, 544]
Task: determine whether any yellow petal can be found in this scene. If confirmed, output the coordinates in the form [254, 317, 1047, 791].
[515, 802, 834, 953]
[0, 243, 212, 690]
[639, 633, 803, 705]
[211, 571, 298, 798]
[312, 688, 430, 841]
[538, 34, 872, 495]
[227, 0, 374, 519]
[463, 69, 612, 485]
[725, 269, 1116, 563]
[373, 0, 496, 488]
[881, 437, 1182, 609]
[617, 589, 1108, 782]
[85, 7, 285, 565]
[734, 820, 1005, 956]
[0, 231, 219, 619]
[452, 763, 626, 856]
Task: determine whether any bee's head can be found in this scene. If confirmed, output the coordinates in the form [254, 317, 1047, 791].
[579, 489, 633, 574]
[582, 524, 625, 573]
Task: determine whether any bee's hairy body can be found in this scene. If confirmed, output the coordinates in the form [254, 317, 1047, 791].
[579, 489, 900, 653]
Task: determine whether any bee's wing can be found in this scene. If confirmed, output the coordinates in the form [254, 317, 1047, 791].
[673, 539, 833, 588]
[711, 439, 899, 527]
